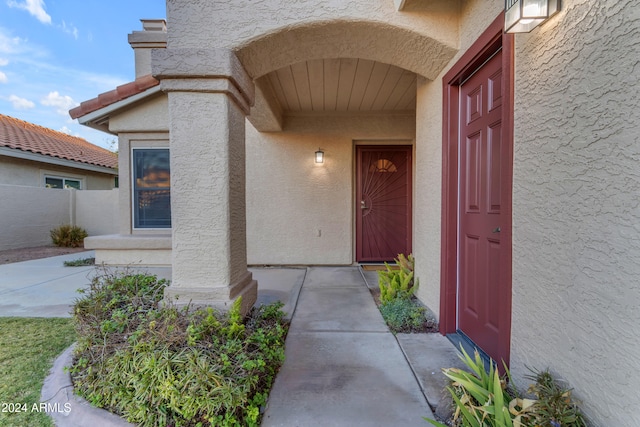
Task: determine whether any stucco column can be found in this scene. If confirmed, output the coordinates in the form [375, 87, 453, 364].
[152, 48, 257, 314]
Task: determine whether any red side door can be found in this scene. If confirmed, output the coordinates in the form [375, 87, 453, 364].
[458, 49, 510, 362]
[356, 146, 412, 262]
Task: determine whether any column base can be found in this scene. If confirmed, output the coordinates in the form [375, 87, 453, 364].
[163, 271, 258, 316]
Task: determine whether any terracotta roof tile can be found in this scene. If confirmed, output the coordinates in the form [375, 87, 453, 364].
[0, 114, 118, 170]
[69, 74, 159, 119]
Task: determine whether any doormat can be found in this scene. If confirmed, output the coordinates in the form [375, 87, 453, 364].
[360, 264, 398, 271]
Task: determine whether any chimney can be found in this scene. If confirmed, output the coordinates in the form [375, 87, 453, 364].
[128, 19, 167, 79]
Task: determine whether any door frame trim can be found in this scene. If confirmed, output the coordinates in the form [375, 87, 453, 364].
[439, 13, 514, 364]
[355, 144, 413, 262]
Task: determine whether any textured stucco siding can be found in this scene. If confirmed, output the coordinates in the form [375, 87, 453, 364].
[0, 185, 118, 250]
[167, 90, 250, 289]
[167, 0, 458, 48]
[413, 76, 444, 316]
[75, 189, 119, 237]
[511, 1, 640, 425]
[246, 114, 415, 265]
[412, 0, 503, 318]
[109, 95, 169, 133]
[0, 156, 115, 189]
[0, 185, 70, 250]
[165, 0, 459, 80]
[0, 157, 42, 185]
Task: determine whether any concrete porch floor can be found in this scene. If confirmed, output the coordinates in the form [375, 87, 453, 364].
[0, 254, 464, 426]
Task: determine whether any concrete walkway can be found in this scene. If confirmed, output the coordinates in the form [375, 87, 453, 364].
[0, 251, 97, 317]
[0, 256, 464, 426]
[262, 266, 436, 426]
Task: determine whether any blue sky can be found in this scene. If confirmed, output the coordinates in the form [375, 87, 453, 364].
[0, 0, 166, 150]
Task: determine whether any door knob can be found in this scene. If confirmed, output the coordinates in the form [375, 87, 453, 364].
[361, 200, 368, 209]
[492, 226, 501, 233]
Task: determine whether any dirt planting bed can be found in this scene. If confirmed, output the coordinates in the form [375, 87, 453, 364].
[0, 246, 88, 265]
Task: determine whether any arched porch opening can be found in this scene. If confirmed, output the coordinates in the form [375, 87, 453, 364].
[230, 20, 458, 266]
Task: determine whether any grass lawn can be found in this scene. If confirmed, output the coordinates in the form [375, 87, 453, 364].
[0, 318, 76, 427]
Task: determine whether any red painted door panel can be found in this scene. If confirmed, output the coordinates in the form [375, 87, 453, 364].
[356, 146, 412, 262]
[458, 50, 507, 362]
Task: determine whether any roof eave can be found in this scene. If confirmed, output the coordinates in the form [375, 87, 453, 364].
[0, 146, 118, 175]
[75, 84, 163, 133]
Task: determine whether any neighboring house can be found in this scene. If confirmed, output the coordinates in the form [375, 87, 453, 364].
[70, 2, 640, 425]
[0, 114, 118, 189]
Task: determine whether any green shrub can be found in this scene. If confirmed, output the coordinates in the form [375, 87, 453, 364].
[71, 271, 288, 427]
[50, 224, 88, 247]
[64, 257, 95, 266]
[379, 297, 426, 333]
[378, 253, 418, 304]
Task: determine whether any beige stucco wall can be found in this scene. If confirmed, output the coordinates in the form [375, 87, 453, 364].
[246, 114, 415, 265]
[0, 184, 71, 250]
[76, 189, 119, 237]
[412, 0, 503, 318]
[510, 1, 640, 425]
[0, 185, 118, 250]
[109, 94, 169, 133]
[0, 156, 115, 190]
[165, 0, 460, 80]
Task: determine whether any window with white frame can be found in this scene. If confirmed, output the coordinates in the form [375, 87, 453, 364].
[45, 175, 82, 189]
[132, 148, 171, 229]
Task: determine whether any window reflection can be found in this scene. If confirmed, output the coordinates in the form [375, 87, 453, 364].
[133, 149, 171, 228]
[369, 158, 398, 173]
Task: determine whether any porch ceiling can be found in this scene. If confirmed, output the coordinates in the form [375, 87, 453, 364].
[265, 58, 416, 114]
[266, 58, 416, 114]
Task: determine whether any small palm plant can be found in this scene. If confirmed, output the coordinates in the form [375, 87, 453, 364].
[50, 224, 88, 247]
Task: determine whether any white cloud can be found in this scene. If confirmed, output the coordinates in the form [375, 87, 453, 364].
[7, 0, 51, 25]
[41, 91, 78, 115]
[58, 125, 77, 135]
[0, 31, 25, 54]
[9, 94, 35, 109]
[61, 21, 78, 40]
[0, 58, 8, 66]
[0, 71, 7, 83]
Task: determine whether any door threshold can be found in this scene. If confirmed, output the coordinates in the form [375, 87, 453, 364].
[359, 263, 388, 271]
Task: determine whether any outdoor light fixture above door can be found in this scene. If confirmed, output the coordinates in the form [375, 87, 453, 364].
[315, 148, 324, 164]
[505, 0, 559, 33]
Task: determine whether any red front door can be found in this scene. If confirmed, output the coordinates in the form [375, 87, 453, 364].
[457, 49, 510, 363]
[356, 146, 412, 262]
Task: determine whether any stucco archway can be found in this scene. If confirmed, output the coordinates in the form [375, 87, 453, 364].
[235, 20, 457, 81]
[228, 19, 458, 266]
[233, 19, 458, 132]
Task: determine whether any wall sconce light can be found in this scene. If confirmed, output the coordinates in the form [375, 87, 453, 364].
[505, 0, 560, 33]
[315, 148, 324, 164]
